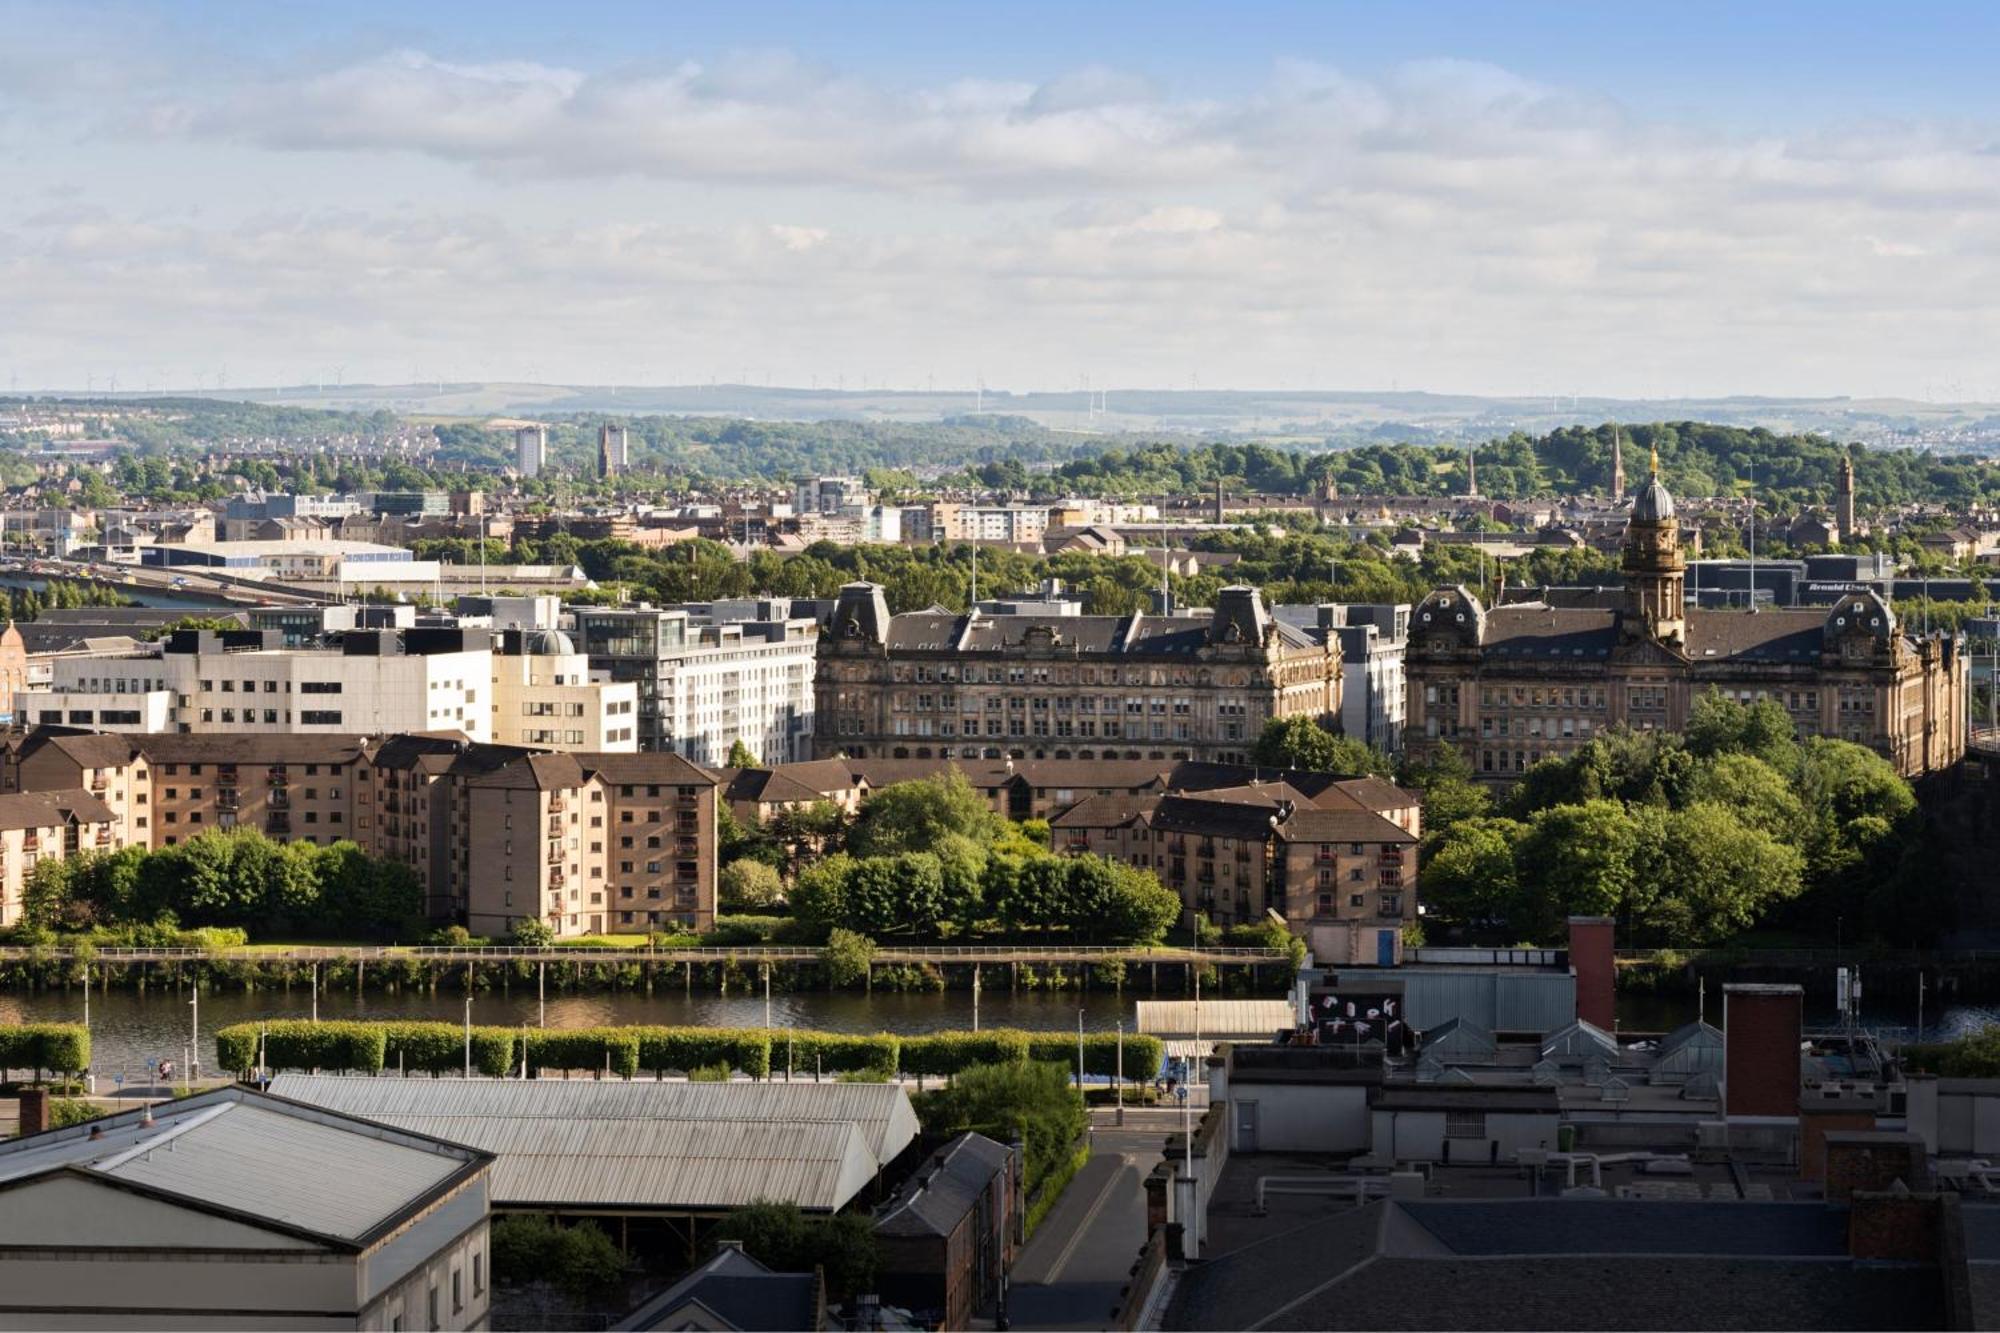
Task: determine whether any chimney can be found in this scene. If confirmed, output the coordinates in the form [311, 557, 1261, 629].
[16, 1088, 49, 1137]
[1723, 983, 1803, 1122]
[1824, 1131, 1930, 1203]
[1567, 916, 1616, 1031]
[1848, 1187, 1946, 1263]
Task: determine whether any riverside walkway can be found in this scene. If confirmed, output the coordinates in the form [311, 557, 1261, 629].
[0, 943, 1290, 967]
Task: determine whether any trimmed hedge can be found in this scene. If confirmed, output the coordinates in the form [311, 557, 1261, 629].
[635, 1027, 773, 1080]
[0, 1024, 91, 1074]
[216, 1020, 387, 1073]
[211, 1021, 1166, 1082]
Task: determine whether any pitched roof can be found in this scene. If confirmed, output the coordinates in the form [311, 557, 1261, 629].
[133, 733, 371, 766]
[468, 751, 588, 791]
[615, 1246, 820, 1332]
[1275, 807, 1416, 845]
[15, 728, 140, 770]
[1683, 608, 1828, 663]
[580, 751, 718, 787]
[875, 1132, 1013, 1238]
[1320, 776, 1420, 814]
[0, 788, 116, 832]
[1048, 791, 1162, 829]
[1479, 606, 1620, 658]
[0, 1085, 489, 1251]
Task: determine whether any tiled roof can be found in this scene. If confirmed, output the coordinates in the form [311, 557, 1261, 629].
[875, 1132, 1012, 1238]
[133, 733, 371, 766]
[0, 788, 116, 832]
[1480, 606, 1620, 658]
[581, 751, 718, 787]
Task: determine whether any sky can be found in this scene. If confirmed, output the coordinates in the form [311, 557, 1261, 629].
[6, 1, 2000, 400]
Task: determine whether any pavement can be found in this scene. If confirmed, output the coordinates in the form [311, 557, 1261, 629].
[1004, 1112, 1177, 1331]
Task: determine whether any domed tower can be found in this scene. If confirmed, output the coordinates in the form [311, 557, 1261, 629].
[1622, 447, 1685, 642]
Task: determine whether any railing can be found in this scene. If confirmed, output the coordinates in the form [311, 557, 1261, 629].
[0, 943, 1291, 963]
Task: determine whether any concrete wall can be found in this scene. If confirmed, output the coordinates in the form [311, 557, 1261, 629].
[1228, 1082, 1370, 1154]
[1374, 1109, 1559, 1165]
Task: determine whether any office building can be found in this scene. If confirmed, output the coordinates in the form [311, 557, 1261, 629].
[15, 628, 493, 741]
[815, 582, 1340, 765]
[1405, 466, 1967, 780]
[573, 605, 818, 764]
[1276, 603, 1409, 753]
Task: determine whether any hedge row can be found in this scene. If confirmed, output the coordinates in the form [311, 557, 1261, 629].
[212, 1020, 1163, 1082]
[0, 1024, 91, 1074]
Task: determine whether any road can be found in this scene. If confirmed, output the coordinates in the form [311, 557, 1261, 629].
[1005, 1110, 1183, 1331]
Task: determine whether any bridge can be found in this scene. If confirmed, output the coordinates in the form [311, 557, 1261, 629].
[0, 555, 333, 609]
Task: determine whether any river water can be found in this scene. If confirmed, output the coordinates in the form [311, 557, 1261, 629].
[5, 986, 1995, 1083]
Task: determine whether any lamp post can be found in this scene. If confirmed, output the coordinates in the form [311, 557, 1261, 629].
[463, 996, 473, 1079]
[1115, 1020, 1125, 1127]
[188, 982, 199, 1085]
[1077, 1008, 1086, 1094]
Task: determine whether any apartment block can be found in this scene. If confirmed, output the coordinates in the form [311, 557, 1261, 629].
[489, 629, 638, 752]
[0, 789, 119, 927]
[1051, 776, 1418, 961]
[572, 605, 817, 764]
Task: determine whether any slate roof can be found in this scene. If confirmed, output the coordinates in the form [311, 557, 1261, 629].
[1275, 807, 1417, 845]
[1683, 608, 1827, 663]
[581, 751, 719, 787]
[14, 729, 141, 770]
[134, 733, 372, 766]
[1479, 606, 1620, 658]
[615, 1246, 820, 1332]
[0, 788, 115, 831]
[1167, 1200, 1945, 1332]
[875, 1132, 1012, 1239]
[1048, 791, 1161, 829]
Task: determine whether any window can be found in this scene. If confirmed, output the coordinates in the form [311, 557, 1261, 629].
[473, 1253, 485, 1295]
[428, 1285, 439, 1331]
[1445, 1110, 1487, 1140]
[452, 1269, 463, 1314]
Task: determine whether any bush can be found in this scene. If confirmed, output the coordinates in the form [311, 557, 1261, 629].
[786, 1032, 898, 1078]
[510, 918, 557, 947]
[635, 1027, 773, 1079]
[707, 915, 790, 946]
[822, 928, 875, 988]
[382, 1022, 515, 1077]
[714, 1202, 878, 1301]
[524, 1027, 640, 1078]
[215, 1020, 386, 1074]
[429, 924, 475, 947]
[489, 1214, 626, 1299]
[1025, 1031, 1164, 1081]
[719, 860, 786, 912]
[47, 1098, 108, 1129]
[917, 1061, 1084, 1198]
[0, 1024, 91, 1076]
[899, 1030, 1031, 1078]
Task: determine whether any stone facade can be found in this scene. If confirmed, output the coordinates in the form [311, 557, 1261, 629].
[815, 583, 1339, 765]
[1404, 469, 1966, 781]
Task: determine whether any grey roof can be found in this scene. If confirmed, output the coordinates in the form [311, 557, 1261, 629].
[1168, 1200, 1943, 1332]
[1633, 475, 1676, 522]
[616, 1246, 820, 1332]
[0, 1085, 487, 1248]
[0, 787, 115, 832]
[1541, 1019, 1623, 1064]
[267, 1077, 918, 1214]
[1480, 605, 1619, 658]
[875, 1132, 1012, 1239]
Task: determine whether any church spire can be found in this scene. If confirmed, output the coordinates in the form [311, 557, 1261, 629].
[1610, 426, 1626, 498]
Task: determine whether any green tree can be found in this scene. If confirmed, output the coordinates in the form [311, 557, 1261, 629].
[1636, 802, 1806, 944]
[822, 928, 876, 987]
[719, 859, 785, 912]
[1250, 716, 1385, 775]
[849, 772, 1006, 856]
[1419, 817, 1527, 926]
[713, 1203, 879, 1302]
[917, 1061, 1085, 1198]
[724, 738, 760, 769]
[1515, 801, 1640, 940]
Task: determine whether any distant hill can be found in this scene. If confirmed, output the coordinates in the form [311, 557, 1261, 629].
[40, 382, 2000, 452]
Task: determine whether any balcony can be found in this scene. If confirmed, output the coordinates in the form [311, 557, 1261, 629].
[676, 838, 700, 855]
[88, 775, 108, 794]
[548, 796, 567, 814]
[265, 814, 291, 835]
[546, 845, 564, 865]
[268, 793, 291, 811]
[216, 788, 239, 811]
[548, 868, 566, 887]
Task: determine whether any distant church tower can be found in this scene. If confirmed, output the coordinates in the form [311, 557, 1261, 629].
[1837, 451, 1856, 545]
[1465, 446, 1479, 498]
[1622, 447, 1685, 643]
[1610, 427, 1627, 499]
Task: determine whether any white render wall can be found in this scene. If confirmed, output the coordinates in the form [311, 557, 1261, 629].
[150, 648, 493, 740]
[658, 629, 818, 765]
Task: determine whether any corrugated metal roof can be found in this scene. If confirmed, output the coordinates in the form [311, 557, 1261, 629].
[0, 1088, 482, 1245]
[1135, 1000, 1296, 1038]
[268, 1077, 917, 1213]
[267, 1076, 919, 1166]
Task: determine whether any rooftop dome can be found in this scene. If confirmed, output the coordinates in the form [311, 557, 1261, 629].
[1633, 476, 1675, 522]
[526, 628, 576, 655]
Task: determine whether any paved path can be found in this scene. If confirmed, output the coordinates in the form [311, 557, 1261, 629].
[1006, 1122, 1168, 1331]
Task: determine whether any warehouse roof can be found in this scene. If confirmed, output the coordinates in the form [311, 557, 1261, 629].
[0, 1085, 489, 1249]
[267, 1077, 919, 1214]
[1136, 1000, 1297, 1039]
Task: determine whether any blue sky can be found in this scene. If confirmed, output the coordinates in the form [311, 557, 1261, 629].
[5, 1, 2000, 398]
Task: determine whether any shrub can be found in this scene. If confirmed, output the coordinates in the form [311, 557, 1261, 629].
[510, 918, 557, 947]
[786, 1032, 898, 1078]
[47, 1098, 108, 1129]
[635, 1027, 773, 1079]
[1025, 1032, 1164, 1081]
[0, 1024, 91, 1076]
[707, 915, 789, 946]
[214, 1020, 386, 1074]
[382, 1022, 515, 1077]
[822, 928, 875, 988]
[714, 1202, 878, 1301]
[490, 1214, 625, 1298]
[917, 1061, 1084, 1198]
[524, 1027, 640, 1078]
[899, 1030, 1031, 1078]
[719, 860, 786, 912]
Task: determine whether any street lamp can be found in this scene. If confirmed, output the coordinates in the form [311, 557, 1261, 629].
[463, 996, 473, 1079]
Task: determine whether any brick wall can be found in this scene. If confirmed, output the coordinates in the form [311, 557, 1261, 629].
[1568, 916, 1615, 1031]
[1723, 983, 1802, 1120]
[1825, 1131, 1930, 1203]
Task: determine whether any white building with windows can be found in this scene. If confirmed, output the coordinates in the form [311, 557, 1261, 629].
[490, 628, 639, 752]
[16, 628, 494, 741]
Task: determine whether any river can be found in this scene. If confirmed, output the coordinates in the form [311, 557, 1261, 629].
[5, 986, 1995, 1083]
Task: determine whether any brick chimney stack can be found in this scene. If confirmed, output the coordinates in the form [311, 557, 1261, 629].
[16, 1088, 49, 1137]
[1723, 983, 1803, 1122]
[1568, 916, 1616, 1031]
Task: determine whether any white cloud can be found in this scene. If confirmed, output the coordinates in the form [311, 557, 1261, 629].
[7, 27, 2000, 397]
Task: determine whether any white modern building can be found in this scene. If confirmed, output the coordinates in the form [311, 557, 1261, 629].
[1275, 603, 1410, 754]
[572, 604, 819, 764]
[490, 628, 640, 751]
[0, 1085, 494, 1331]
[516, 425, 547, 478]
[16, 628, 495, 741]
